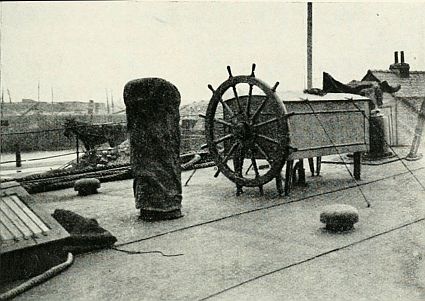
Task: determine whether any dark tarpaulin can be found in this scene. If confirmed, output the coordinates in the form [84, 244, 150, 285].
[52, 209, 117, 253]
[305, 72, 400, 109]
[323, 72, 374, 94]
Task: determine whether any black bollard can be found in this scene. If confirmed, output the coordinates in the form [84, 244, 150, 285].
[124, 78, 183, 221]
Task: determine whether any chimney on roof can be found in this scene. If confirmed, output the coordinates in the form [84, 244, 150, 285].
[389, 50, 410, 78]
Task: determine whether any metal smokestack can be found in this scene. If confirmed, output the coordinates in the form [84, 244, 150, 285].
[394, 51, 399, 64]
[400, 51, 405, 64]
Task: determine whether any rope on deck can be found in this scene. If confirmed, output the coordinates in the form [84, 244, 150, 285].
[0, 253, 74, 301]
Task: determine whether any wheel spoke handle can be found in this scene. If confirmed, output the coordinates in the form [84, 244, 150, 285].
[227, 66, 242, 113]
[208, 84, 235, 118]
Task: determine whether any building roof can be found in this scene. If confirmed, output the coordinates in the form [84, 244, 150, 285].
[362, 70, 425, 98]
[180, 100, 209, 118]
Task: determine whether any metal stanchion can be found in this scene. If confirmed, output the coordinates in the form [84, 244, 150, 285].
[76, 136, 80, 164]
[406, 100, 425, 161]
[15, 143, 22, 168]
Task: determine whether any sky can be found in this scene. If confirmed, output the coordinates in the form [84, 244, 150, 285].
[1, 1, 424, 107]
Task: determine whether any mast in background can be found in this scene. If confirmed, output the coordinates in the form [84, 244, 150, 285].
[105, 88, 110, 115]
[110, 90, 115, 114]
[307, 2, 313, 89]
[51, 87, 54, 115]
[7, 89, 12, 103]
[1, 89, 4, 120]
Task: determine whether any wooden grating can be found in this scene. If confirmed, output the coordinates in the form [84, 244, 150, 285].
[0, 181, 69, 255]
[0, 194, 49, 241]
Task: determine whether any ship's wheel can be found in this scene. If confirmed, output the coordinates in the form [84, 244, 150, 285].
[204, 64, 292, 194]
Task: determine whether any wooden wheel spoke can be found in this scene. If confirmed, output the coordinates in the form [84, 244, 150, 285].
[250, 153, 264, 195]
[254, 143, 271, 162]
[250, 156, 260, 179]
[231, 85, 243, 113]
[256, 134, 279, 145]
[253, 117, 279, 128]
[251, 96, 269, 122]
[221, 142, 238, 164]
[215, 142, 239, 178]
[226, 66, 242, 113]
[234, 144, 245, 177]
[245, 84, 253, 117]
[213, 133, 234, 144]
[219, 98, 235, 118]
[214, 118, 233, 127]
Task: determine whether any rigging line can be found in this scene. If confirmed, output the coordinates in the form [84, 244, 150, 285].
[198, 216, 425, 301]
[303, 99, 371, 207]
[111, 246, 183, 257]
[77, 166, 423, 258]
[112, 166, 423, 250]
[1, 121, 128, 136]
[0, 152, 77, 165]
[321, 157, 402, 166]
[348, 99, 425, 191]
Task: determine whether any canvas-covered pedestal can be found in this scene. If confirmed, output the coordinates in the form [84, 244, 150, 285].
[124, 78, 182, 221]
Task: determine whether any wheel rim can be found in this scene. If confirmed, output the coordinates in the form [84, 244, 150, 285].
[205, 66, 290, 187]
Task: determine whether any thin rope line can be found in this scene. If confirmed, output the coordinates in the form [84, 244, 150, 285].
[303, 99, 371, 207]
[348, 99, 425, 191]
[111, 246, 183, 257]
[321, 157, 402, 166]
[113, 166, 423, 249]
[198, 217, 425, 301]
[0, 152, 77, 165]
[0, 121, 127, 136]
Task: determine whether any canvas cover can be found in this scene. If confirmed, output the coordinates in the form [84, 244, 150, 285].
[124, 78, 182, 214]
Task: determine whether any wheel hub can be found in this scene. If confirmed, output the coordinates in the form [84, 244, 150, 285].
[233, 121, 256, 146]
